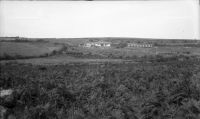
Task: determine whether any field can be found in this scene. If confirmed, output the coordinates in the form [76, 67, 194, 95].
[1, 37, 200, 61]
[0, 41, 63, 60]
[0, 55, 126, 65]
[1, 56, 200, 119]
[0, 37, 200, 119]
[73, 46, 200, 58]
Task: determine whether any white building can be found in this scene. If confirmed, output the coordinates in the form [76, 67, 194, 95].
[83, 41, 111, 48]
[127, 43, 153, 48]
[84, 42, 95, 47]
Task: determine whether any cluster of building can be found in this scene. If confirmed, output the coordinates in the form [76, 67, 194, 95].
[127, 43, 153, 48]
[81, 41, 153, 48]
[82, 41, 111, 48]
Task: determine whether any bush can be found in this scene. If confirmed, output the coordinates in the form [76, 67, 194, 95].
[0, 56, 200, 118]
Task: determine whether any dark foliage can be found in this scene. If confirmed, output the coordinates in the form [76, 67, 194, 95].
[0, 56, 200, 119]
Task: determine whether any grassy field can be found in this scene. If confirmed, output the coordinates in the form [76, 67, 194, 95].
[0, 55, 126, 65]
[0, 38, 200, 65]
[0, 37, 200, 119]
[0, 37, 200, 60]
[0, 42, 63, 60]
[74, 46, 200, 58]
[0, 56, 200, 119]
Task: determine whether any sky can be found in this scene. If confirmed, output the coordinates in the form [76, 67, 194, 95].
[0, 0, 199, 39]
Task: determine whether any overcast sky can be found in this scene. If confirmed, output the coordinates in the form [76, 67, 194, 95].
[0, 0, 199, 39]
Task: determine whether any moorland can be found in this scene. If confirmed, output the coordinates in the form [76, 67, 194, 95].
[0, 37, 200, 119]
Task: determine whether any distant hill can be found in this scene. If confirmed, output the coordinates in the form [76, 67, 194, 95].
[1, 37, 199, 46]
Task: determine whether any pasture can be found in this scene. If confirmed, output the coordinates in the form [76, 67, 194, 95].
[0, 41, 63, 60]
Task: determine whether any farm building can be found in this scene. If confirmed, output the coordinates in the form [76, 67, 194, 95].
[83, 42, 95, 47]
[83, 41, 111, 48]
[127, 43, 153, 48]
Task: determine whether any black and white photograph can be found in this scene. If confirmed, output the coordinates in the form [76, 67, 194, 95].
[0, 0, 200, 119]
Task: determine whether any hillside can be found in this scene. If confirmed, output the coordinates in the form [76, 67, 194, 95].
[0, 37, 200, 62]
[0, 41, 63, 60]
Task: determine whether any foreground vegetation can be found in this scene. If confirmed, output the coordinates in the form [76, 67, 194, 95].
[0, 56, 200, 119]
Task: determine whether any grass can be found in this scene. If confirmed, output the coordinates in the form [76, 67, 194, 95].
[1, 37, 200, 61]
[0, 55, 125, 65]
[0, 42, 63, 60]
[0, 56, 200, 119]
[1, 37, 200, 119]
[65, 46, 200, 60]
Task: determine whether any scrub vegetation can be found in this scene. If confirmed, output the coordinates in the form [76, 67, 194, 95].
[0, 55, 200, 119]
[1, 37, 200, 119]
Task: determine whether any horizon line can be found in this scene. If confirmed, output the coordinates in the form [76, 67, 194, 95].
[0, 36, 199, 40]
